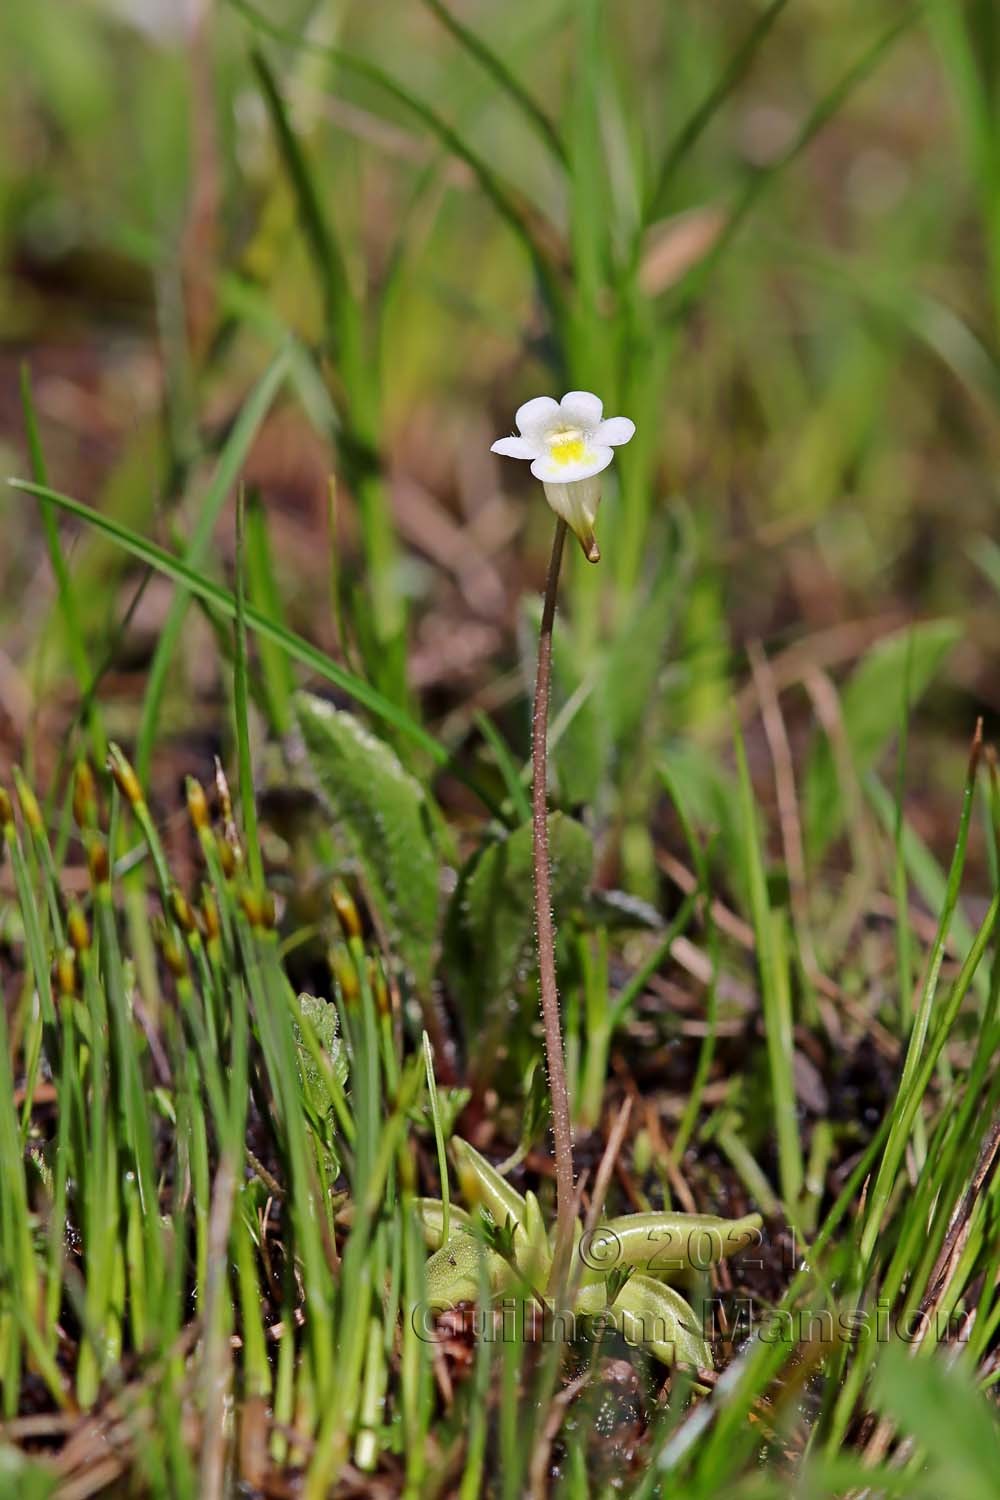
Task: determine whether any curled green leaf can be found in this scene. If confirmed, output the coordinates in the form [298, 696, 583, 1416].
[424, 1231, 516, 1307]
[451, 1138, 529, 1239]
[612, 1273, 712, 1370]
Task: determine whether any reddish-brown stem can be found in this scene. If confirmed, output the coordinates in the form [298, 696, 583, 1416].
[532, 518, 576, 1294]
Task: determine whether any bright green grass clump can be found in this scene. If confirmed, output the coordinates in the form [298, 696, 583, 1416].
[1, 710, 999, 1497]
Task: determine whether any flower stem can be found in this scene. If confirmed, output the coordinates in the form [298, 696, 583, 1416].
[532, 518, 576, 1294]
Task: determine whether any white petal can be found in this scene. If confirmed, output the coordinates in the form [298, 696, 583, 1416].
[515, 396, 560, 440]
[558, 391, 603, 432]
[530, 446, 613, 484]
[594, 416, 635, 447]
[491, 435, 541, 460]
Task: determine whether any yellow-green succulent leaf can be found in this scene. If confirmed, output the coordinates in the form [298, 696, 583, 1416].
[598, 1211, 763, 1283]
[451, 1138, 528, 1236]
[424, 1232, 514, 1308]
[573, 1280, 609, 1316]
[523, 1189, 549, 1256]
[612, 1274, 712, 1370]
[414, 1197, 473, 1251]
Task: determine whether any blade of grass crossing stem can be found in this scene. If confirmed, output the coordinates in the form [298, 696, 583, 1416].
[735, 725, 803, 1207]
[135, 349, 290, 783]
[607, 889, 700, 1034]
[19, 364, 106, 762]
[474, 710, 531, 824]
[234, 490, 264, 893]
[245, 493, 295, 736]
[8, 479, 498, 799]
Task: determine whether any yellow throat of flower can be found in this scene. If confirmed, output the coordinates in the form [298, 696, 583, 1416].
[548, 431, 586, 466]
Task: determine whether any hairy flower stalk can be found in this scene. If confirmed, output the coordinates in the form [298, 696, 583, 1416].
[492, 390, 635, 1294]
[532, 516, 576, 1292]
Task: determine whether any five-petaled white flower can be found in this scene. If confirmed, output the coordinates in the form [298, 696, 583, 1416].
[490, 391, 635, 563]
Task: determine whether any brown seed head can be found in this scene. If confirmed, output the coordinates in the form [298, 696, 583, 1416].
[68, 905, 91, 953]
[330, 945, 360, 1004]
[201, 888, 221, 943]
[186, 777, 211, 833]
[56, 949, 77, 998]
[87, 841, 110, 888]
[73, 762, 98, 830]
[240, 888, 263, 928]
[107, 745, 144, 809]
[216, 835, 237, 880]
[331, 881, 362, 941]
[13, 770, 43, 834]
[171, 887, 197, 934]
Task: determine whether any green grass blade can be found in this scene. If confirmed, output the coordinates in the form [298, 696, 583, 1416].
[421, 1031, 450, 1245]
[20, 364, 107, 763]
[135, 349, 291, 782]
[861, 890, 999, 1267]
[473, 710, 531, 824]
[250, 48, 357, 369]
[233, 489, 264, 894]
[660, 10, 918, 320]
[245, 494, 295, 736]
[420, 0, 566, 166]
[229, 0, 564, 311]
[644, 0, 790, 224]
[734, 725, 803, 1207]
[7, 476, 472, 780]
[866, 770, 987, 1002]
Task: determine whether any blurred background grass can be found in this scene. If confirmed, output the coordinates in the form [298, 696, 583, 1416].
[1, 0, 998, 833]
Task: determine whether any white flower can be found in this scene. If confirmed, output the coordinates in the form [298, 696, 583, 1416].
[490, 391, 635, 563]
